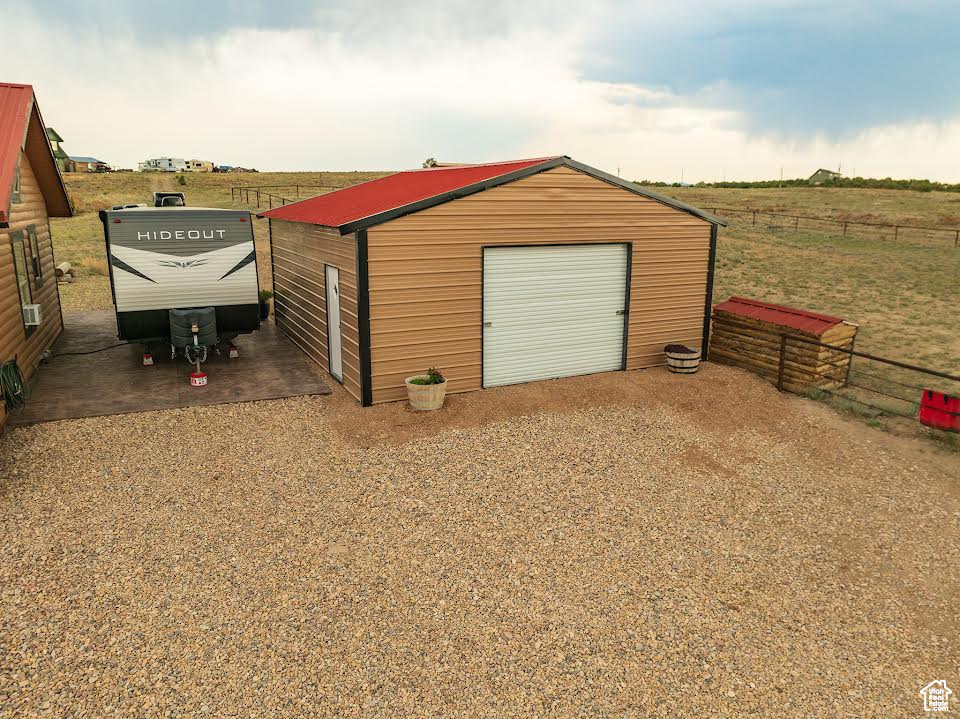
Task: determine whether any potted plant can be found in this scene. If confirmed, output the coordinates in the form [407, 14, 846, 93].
[405, 367, 448, 411]
[664, 343, 702, 374]
[258, 289, 273, 320]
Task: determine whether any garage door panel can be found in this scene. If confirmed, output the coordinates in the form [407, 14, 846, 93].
[482, 244, 628, 388]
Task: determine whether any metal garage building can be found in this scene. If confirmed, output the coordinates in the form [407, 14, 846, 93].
[259, 156, 724, 405]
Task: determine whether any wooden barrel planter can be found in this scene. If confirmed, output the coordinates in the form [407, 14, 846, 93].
[664, 344, 702, 374]
[405, 368, 448, 410]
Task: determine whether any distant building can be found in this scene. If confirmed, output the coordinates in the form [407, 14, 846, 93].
[139, 157, 187, 172]
[808, 168, 841, 185]
[69, 156, 108, 173]
[46, 127, 70, 172]
[185, 159, 214, 172]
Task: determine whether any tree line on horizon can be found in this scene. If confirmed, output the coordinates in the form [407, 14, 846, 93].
[636, 176, 960, 193]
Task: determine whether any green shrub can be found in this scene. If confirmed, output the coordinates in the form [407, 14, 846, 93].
[259, 289, 273, 302]
[409, 366, 445, 385]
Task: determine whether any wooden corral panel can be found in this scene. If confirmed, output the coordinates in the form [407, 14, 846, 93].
[0, 152, 64, 426]
[269, 219, 361, 400]
[366, 166, 713, 404]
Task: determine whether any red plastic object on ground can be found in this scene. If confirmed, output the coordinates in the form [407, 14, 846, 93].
[918, 389, 960, 432]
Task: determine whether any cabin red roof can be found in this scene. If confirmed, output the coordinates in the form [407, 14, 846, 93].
[0, 83, 34, 225]
[0, 82, 71, 226]
[259, 157, 560, 230]
[713, 296, 844, 335]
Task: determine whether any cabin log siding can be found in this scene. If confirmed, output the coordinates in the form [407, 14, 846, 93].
[0, 152, 64, 426]
[269, 219, 361, 400]
[366, 165, 712, 403]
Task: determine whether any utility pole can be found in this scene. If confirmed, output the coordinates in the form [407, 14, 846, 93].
[779, 166, 783, 188]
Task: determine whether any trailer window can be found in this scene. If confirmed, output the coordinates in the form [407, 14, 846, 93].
[27, 225, 42, 287]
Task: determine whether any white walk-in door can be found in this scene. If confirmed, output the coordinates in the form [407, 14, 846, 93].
[325, 265, 343, 381]
[482, 244, 629, 388]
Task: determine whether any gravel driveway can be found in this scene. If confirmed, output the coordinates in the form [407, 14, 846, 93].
[1, 364, 957, 717]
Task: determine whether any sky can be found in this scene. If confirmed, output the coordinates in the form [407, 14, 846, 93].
[5, 0, 960, 181]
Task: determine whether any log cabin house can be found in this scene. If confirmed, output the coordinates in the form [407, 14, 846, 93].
[0, 83, 73, 427]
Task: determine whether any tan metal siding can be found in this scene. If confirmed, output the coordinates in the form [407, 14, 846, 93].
[0, 152, 65, 427]
[366, 165, 712, 404]
[269, 219, 361, 400]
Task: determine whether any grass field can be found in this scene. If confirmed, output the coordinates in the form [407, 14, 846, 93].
[50, 172, 959, 444]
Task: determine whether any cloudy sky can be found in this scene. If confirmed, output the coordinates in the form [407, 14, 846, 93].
[6, 0, 960, 181]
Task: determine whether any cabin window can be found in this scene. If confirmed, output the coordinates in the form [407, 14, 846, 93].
[11, 161, 21, 204]
[10, 231, 34, 336]
[27, 225, 42, 287]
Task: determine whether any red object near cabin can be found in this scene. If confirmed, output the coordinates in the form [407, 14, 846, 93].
[918, 389, 960, 432]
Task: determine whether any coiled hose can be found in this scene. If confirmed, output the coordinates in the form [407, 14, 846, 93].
[0, 359, 29, 412]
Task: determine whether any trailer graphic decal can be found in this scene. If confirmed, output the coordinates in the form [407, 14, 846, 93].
[219, 250, 257, 280]
[155, 258, 211, 269]
[110, 255, 157, 283]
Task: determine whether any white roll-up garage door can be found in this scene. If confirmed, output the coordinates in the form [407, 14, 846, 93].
[482, 244, 629, 388]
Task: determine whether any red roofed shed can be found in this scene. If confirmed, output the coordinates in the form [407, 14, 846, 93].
[259, 156, 725, 405]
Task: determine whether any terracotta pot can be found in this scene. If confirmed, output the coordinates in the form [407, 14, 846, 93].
[664, 347, 702, 374]
[405, 376, 448, 410]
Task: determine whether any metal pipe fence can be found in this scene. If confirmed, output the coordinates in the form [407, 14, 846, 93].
[712, 207, 960, 247]
[771, 332, 960, 424]
[230, 183, 368, 210]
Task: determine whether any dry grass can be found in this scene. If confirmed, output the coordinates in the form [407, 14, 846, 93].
[79, 256, 109, 276]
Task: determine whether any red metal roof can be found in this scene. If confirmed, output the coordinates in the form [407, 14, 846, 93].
[259, 157, 559, 230]
[0, 83, 34, 225]
[713, 296, 844, 335]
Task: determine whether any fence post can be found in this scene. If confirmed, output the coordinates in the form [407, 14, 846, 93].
[231, 187, 235, 201]
[256, 190, 260, 208]
[752, 210, 757, 226]
[296, 185, 300, 198]
[955, 230, 959, 248]
[894, 225, 899, 241]
[777, 334, 787, 391]
[794, 216, 799, 231]
[843, 222, 848, 236]
[269, 195, 273, 209]
[844, 335, 856, 386]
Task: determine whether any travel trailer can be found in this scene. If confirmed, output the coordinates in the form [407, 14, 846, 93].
[98, 205, 260, 345]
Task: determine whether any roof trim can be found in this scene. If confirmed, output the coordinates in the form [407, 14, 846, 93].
[274, 156, 726, 234]
[27, 92, 72, 219]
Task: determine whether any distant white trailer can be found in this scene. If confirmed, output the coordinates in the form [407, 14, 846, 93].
[138, 157, 187, 172]
[98, 206, 260, 342]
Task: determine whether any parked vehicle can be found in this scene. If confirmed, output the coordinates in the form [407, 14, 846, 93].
[98, 202, 260, 346]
